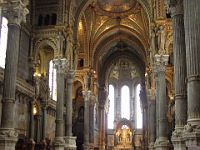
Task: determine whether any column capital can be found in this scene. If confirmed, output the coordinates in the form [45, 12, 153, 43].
[166, 0, 183, 17]
[90, 95, 97, 106]
[53, 58, 69, 74]
[153, 54, 169, 73]
[82, 90, 91, 101]
[2, 0, 29, 25]
[66, 70, 75, 83]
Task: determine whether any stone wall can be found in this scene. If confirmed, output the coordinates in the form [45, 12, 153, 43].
[18, 27, 30, 81]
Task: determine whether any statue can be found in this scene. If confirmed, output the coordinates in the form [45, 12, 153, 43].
[159, 25, 166, 53]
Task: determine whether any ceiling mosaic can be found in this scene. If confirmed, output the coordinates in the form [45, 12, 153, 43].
[96, 0, 140, 17]
[97, 0, 137, 13]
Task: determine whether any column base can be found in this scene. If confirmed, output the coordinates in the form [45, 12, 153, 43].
[154, 137, 170, 150]
[172, 129, 186, 150]
[64, 136, 76, 150]
[39, 139, 47, 150]
[0, 128, 18, 150]
[99, 144, 105, 150]
[183, 123, 200, 148]
[53, 137, 65, 150]
[149, 142, 155, 150]
[83, 143, 94, 150]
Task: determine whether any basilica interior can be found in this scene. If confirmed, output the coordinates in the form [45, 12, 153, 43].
[0, 0, 199, 150]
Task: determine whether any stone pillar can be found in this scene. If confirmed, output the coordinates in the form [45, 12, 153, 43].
[89, 95, 96, 148]
[183, 0, 200, 148]
[0, 1, 28, 150]
[154, 54, 170, 150]
[64, 70, 76, 149]
[27, 101, 35, 150]
[53, 58, 67, 150]
[98, 87, 107, 150]
[40, 105, 47, 149]
[148, 95, 156, 150]
[82, 90, 91, 150]
[155, 72, 159, 140]
[99, 104, 106, 150]
[167, 1, 187, 149]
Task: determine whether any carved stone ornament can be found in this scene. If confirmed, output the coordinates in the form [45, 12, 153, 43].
[0, 128, 18, 138]
[53, 137, 65, 145]
[172, 129, 183, 138]
[82, 90, 91, 101]
[2, 0, 29, 25]
[53, 58, 69, 74]
[166, 0, 183, 17]
[184, 123, 200, 133]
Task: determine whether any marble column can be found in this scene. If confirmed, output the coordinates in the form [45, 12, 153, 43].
[40, 105, 47, 149]
[82, 90, 91, 150]
[148, 95, 156, 150]
[64, 70, 76, 149]
[28, 101, 35, 150]
[0, 1, 28, 150]
[183, 0, 200, 148]
[168, 1, 187, 149]
[53, 58, 67, 150]
[154, 54, 170, 150]
[98, 87, 107, 150]
[99, 104, 106, 150]
[89, 95, 96, 148]
[155, 72, 159, 140]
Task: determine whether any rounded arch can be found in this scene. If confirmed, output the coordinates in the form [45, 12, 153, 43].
[33, 38, 58, 61]
[93, 25, 148, 51]
[116, 118, 133, 130]
[98, 50, 145, 86]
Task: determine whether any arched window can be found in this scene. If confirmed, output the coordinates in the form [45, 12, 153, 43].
[44, 15, 50, 25]
[136, 84, 143, 129]
[49, 60, 57, 101]
[51, 13, 57, 25]
[121, 85, 130, 119]
[38, 15, 43, 26]
[108, 84, 114, 129]
[0, 17, 8, 68]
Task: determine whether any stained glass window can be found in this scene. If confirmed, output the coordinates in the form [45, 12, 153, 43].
[121, 85, 130, 119]
[108, 84, 115, 129]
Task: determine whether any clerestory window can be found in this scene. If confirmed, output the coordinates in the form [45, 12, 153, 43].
[49, 60, 57, 101]
[108, 84, 115, 129]
[136, 84, 143, 129]
[121, 85, 130, 119]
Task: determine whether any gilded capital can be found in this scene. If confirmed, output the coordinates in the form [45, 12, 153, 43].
[2, 0, 29, 25]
